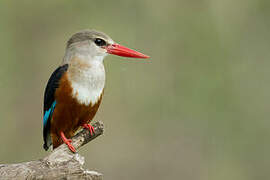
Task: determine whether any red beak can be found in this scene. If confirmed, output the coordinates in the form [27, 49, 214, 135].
[106, 44, 150, 59]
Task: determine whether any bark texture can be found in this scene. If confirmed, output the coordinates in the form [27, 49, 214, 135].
[0, 121, 104, 180]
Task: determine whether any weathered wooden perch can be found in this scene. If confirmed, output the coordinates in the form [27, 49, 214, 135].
[0, 121, 104, 180]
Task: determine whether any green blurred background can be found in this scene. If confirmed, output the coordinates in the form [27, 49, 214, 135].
[0, 0, 270, 179]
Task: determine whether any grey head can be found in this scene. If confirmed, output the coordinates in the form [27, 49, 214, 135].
[63, 29, 149, 64]
[63, 29, 115, 64]
[66, 29, 114, 49]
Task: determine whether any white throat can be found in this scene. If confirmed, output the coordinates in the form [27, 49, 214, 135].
[64, 45, 106, 105]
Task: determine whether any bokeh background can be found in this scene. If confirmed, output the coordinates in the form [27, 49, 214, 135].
[0, 0, 270, 179]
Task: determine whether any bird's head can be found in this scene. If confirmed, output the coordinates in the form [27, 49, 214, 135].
[64, 29, 149, 63]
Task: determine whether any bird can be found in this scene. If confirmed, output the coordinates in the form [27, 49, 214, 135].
[43, 29, 149, 152]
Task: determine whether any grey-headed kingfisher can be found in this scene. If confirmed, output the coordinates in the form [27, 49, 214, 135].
[43, 30, 149, 152]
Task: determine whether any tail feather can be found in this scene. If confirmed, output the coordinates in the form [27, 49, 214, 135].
[43, 143, 49, 151]
[43, 133, 52, 151]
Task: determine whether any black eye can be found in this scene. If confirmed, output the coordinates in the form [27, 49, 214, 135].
[94, 38, 106, 46]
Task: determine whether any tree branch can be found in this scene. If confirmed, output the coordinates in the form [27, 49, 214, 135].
[0, 121, 104, 180]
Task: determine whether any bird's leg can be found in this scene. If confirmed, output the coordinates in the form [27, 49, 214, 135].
[82, 124, 95, 136]
[60, 131, 76, 153]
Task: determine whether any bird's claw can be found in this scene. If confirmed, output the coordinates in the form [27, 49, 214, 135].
[82, 124, 95, 136]
[60, 131, 76, 153]
[66, 141, 76, 153]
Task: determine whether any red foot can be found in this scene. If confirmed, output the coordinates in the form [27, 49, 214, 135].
[60, 131, 76, 153]
[82, 124, 95, 136]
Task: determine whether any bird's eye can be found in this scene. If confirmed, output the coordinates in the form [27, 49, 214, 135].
[94, 38, 106, 47]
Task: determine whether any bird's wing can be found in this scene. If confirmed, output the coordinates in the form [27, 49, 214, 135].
[43, 64, 68, 150]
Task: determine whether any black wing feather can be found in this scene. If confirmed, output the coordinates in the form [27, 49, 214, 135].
[43, 64, 68, 150]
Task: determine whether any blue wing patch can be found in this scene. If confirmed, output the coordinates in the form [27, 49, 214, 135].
[43, 100, 56, 150]
[43, 100, 56, 126]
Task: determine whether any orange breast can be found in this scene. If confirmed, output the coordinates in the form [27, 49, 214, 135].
[50, 72, 103, 148]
